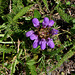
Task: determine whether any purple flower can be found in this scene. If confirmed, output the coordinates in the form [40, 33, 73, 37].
[32, 18, 40, 28]
[26, 30, 34, 37]
[42, 17, 49, 28]
[30, 34, 38, 40]
[33, 39, 39, 48]
[48, 20, 54, 27]
[26, 17, 58, 50]
[47, 38, 55, 48]
[51, 28, 59, 35]
[39, 39, 46, 50]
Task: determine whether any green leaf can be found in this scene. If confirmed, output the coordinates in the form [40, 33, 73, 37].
[11, 60, 17, 75]
[0, 45, 15, 53]
[0, 41, 15, 44]
[71, 4, 75, 7]
[66, 1, 70, 5]
[55, 55, 61, 61]
[31, 46, 40, 53]
[42, 0, 49, 11]
[13, 4, 34, 21]
[0, 0, 2, 5]
[26, 60, 36, 66]
[17, 59, 24, 66]
[49, 47, 74, 72]
[70, 19, 75, 34]
[72, 19, 75, 23]
[70, 24, 75, 34]
[1, 31, 8, 41]
[25, 16, 33, 20]
[0, 34, 4, 37]
[26, 60, 37, 75]
[11, 50, 22, 75]
[34, 9, 41, 19]
[29, 65, 37, 75]
[12, 0, 24, 14]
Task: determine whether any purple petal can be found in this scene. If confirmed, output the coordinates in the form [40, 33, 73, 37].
[40, 39, 46, 50]
[47, 38, 55, 48]
[39, 40, 41, 45]
[33, 39, 39, 48]
[48, 20, 54, 27]
[26, 30, 34, 37]
[32, 18, 40, 28]
[42, 17, 49, 28]
[30, 34, 38, 40]
[51, 28, 59, 35]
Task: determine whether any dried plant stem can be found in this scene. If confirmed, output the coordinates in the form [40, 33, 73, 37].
[9, 0, 11, 13]
[24, 49, 26, 61]
[17, 39, 20, 53]
[36, 0, 45, 14]
[61, 29, 71, 34]
[24, 49, 26, 56]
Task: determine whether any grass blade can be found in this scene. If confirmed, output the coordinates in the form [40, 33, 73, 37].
[13, 4, 34, 21]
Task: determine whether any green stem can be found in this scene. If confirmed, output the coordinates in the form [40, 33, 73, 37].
[2, 51, 5, 67]
[0, 0, 2, 5]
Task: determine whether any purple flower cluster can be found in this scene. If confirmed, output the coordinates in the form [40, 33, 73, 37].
[26, 17, 58, 50]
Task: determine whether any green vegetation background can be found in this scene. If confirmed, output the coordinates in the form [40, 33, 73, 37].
[0, 0, 75, 75]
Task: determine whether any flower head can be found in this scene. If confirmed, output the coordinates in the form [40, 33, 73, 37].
[26, 17, 58, 50]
